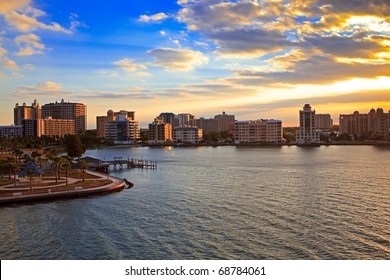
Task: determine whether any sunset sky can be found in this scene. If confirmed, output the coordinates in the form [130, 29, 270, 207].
[1, 0, 390, 128]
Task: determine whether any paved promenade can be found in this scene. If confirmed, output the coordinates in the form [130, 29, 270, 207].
[0, 170, 125, 205]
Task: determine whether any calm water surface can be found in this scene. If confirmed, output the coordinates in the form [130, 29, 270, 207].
[1, 146, 389, 259]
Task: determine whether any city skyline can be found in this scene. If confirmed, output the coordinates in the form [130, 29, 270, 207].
[1, 0, 390, 128]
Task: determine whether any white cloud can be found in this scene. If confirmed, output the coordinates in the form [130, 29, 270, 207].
[139, 12, 169, 23]
[0, 0, 71, 33]
[14, 81, 73, 97]
[15, 33, 45, 56]
[0, 47, 7, 57]
[113, 58, 148, 73]
[0, 58, 19, 70]
[4, 10, 70, 33]
[148, 48, 209, 71]
[0, 0, 30, 14]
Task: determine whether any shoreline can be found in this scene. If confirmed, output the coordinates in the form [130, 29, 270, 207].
[139, 141, 390, 148]
[0, 170, 125, 206]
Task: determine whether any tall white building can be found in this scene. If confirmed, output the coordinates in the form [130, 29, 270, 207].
[296, 104, 320, 145]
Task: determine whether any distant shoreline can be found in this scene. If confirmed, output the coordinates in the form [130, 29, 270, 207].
[138, 141, 390, 148]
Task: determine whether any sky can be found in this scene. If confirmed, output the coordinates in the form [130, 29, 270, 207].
[1, 0, 390, 128]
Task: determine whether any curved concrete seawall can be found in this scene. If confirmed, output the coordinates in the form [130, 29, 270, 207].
[0, 171, 126, 205]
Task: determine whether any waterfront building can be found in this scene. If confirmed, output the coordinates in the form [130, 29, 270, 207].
[42, 99, 87, 133]
[234, 119, 282, 143]
[339, 108, 390, 139]
[22, 119, 44, 137]
[173, 126, 203, 144]
[97, 110, 115, 137]
[177, 113, 195, 127]
[97, 110, 136, 138]
[148, 117, 172, 144]
[193, 118, 219, 133]
[214, 111, 235, 132]
[296, 104, 320, 145]
[104, 111, 140, 144]
[314, 114, 333, 131]
[43, 117, 75, 137]
[159, 112, 175, 126]
[14, 99, 41, 125]
[159, 112, 176, 134]
[0, 125, 23, 138]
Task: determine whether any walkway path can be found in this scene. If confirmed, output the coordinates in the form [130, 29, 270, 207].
[0, 170, 125, 205]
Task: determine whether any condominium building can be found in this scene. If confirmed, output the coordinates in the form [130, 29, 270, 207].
[148, 118, 172, 144]
[97, 110, 136, 138]
[234, 119, 282, 143]
[339, 111, 368, 135]
[22, 119, 44, 137]
[97, 110, 115, 137]
[159, 112, 176, 134]
[296, 104, 320, 145]
[214, 111, 235, 132]
[0, 125, 23, 138]
[177, 113, 195, 127]
[43, 117, 75, 137]
[339, 108, 390, 138]
[104, 111, 140, 143]
[314, 114, 333, 130]
[173, 126, 203, 144]
[14, 99, 41, 125]
[193, 118, 219, 133]
[42, 99, 87, 133]
[159, 112, 176, 126]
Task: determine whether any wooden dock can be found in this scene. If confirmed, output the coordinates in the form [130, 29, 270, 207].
[106, 157, 157, 169]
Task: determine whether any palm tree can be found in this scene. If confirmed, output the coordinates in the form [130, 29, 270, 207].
[53, 156, 62, 183]
[79, 160, 88, 182]
[61, 156, 73, 186]
[26, 168, 34, 191]
[6, 156, 14, 180]
[0, 158, 6, 179]
[45, 148, 58, 174]
[13, 165, 20, 187]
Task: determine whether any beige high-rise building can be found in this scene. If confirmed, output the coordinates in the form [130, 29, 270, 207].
[43, 117, 75, 137]
[97, 110, 137, 138]
[193, 118, 219, 133]
[339, 108, 389, 138]
[148, 117, 172, 144]
[314, 114, 333, 130]
[42, 99, 87, 133]
[104, 111, 139, 143]
[214, 111, 235, 132]
[97, 110, 116, 137]
[14, 99, 41, 125]
[234, 119, 282, 143]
